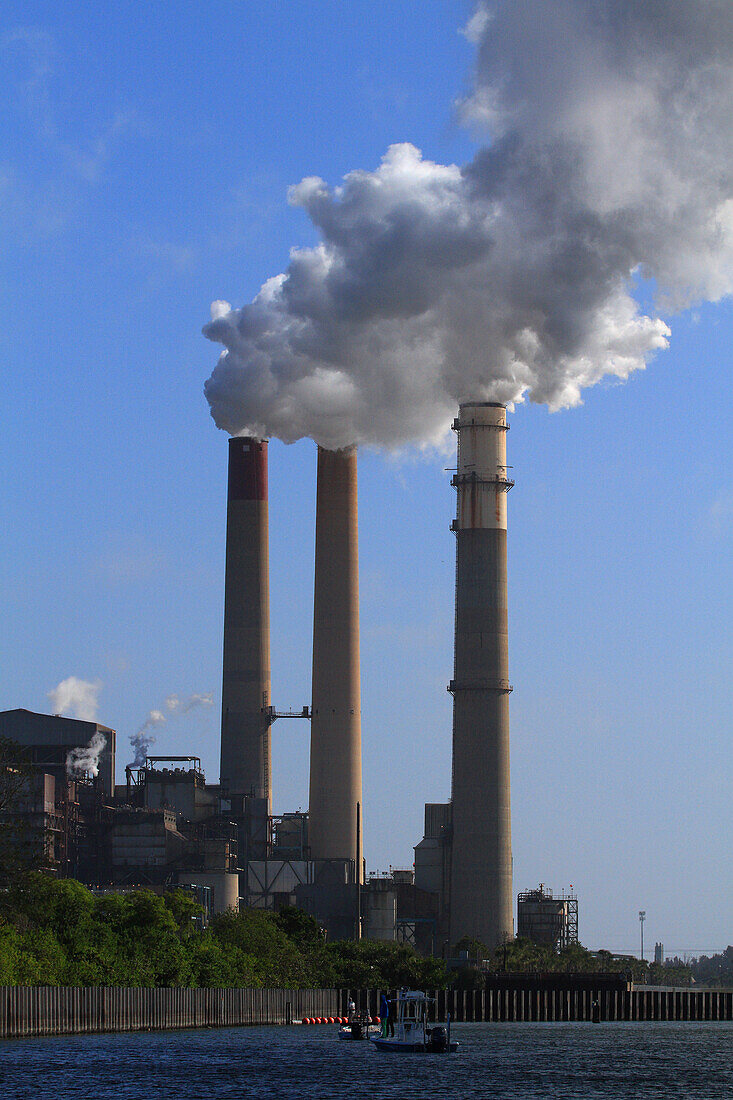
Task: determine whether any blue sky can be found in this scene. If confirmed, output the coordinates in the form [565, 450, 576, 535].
[1, 1, 730, 957]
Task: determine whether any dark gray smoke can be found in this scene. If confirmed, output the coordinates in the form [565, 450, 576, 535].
[204, 1, 733, 449]
[129, 709, 165, 768]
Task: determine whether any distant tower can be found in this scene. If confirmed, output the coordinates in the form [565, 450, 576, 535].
[308, 445, 363, 880]
[220, 437, 272, 814]
[449, 402, 513, 948]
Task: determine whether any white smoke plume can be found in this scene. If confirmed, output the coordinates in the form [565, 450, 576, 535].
[204, 1, 733, 450]
[129, 692, 213, 767]
[47, 677, 102, 722]
[66, 732, 106, 779]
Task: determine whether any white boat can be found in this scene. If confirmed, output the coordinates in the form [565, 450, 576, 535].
[370, 990, 458, 1053]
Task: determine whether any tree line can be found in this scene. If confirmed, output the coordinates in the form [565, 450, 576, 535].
[0, 874, 448, 988]
[0, 873, 714, 989]
[451, 934, 695, 988]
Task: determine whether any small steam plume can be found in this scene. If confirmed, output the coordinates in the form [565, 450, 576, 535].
[48, 676, 102, 722]
[204, 1, 733, 450]
[165, 692, 214, 715]
[129, 709, 165, 768]
[66, 732, 106, 779]
[128, 692, 213, 767]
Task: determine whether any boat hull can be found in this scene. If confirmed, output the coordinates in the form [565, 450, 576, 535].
[370, 1037, 459, 1053]
[338, 1025, 376, 1041]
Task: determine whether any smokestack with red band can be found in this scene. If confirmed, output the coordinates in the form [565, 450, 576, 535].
[220, 436, 272, 811]
[449, 402, 513, 947]
[309, 445, 363, 880]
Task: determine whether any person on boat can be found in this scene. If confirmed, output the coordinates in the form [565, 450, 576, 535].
[347, 997, 356, 1021]
[385, 992, 395, 1037]
[380, 993, 390, 1037]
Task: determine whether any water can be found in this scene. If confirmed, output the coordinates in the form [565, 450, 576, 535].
[0, 1022, 731, 1099]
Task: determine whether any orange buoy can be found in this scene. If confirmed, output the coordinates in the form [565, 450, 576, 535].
[374, 1015, 381, 1024]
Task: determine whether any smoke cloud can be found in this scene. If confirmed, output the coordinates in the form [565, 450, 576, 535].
[48, 677, 102, 722]
[66, 732, 106, 779]
[129, 692, 213, 767]
[129, 709, 165, 768]
[204, 0, 733, 450]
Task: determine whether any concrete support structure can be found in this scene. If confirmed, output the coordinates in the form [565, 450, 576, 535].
[220, 437, 272, 812]
[449, 402, 513, 948]
[308, 446, 363, 881]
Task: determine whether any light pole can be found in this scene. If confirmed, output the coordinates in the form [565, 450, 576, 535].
[639, 911, 646, 961]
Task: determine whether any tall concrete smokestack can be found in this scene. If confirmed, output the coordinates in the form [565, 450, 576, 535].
[449, 402, 513, 948]
[309, 446, 363, 880]
[220, 436, 272, 812]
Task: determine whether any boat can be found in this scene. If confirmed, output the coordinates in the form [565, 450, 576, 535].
[338, 1012, 377, 1041]
[370, 990, 458, 1053]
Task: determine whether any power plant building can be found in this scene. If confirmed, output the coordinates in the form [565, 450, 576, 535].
[5, 405, 521, 948]
[0, 710, 116, 798]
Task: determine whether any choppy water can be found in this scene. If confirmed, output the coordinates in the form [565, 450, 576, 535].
[0, 1022, 731, 1099]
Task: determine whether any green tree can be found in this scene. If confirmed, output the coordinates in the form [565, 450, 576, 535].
[691, 947, 733, 987]
[163, 889, 205, 937]
[275, 906, 323, 949]
[326, 939, 448, 990]
[211, 908, 315, 987]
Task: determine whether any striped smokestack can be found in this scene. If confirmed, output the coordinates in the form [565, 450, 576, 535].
[308, 445, 363, 880]
[449, 402, 513, 947]
[220, 436, 272, 812]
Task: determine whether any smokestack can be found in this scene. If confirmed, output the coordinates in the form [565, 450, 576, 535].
[309, 445, 363, 880]
[220, 436, 272, 811]
[449, 402, 513, 948]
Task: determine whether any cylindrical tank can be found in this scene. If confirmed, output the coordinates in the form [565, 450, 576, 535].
[308, 445, 363, 880]
[449, 402, 513, 948]
[220, 436, 272, 812]
[180, 872, 240, 914]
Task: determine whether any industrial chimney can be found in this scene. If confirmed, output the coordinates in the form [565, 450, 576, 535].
[220, 436, 272, 814]
[308, 445, 363, 880]
[448, 402, 513, 948]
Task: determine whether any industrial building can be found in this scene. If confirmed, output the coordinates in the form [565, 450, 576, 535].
[517, 886, 579, 950]
[0, 436, 366, 935]
[1, 403, 540, 949]
[217, 411, 516, 945]
[0, 709, 115, 798]
[0, 712, 239, 912]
